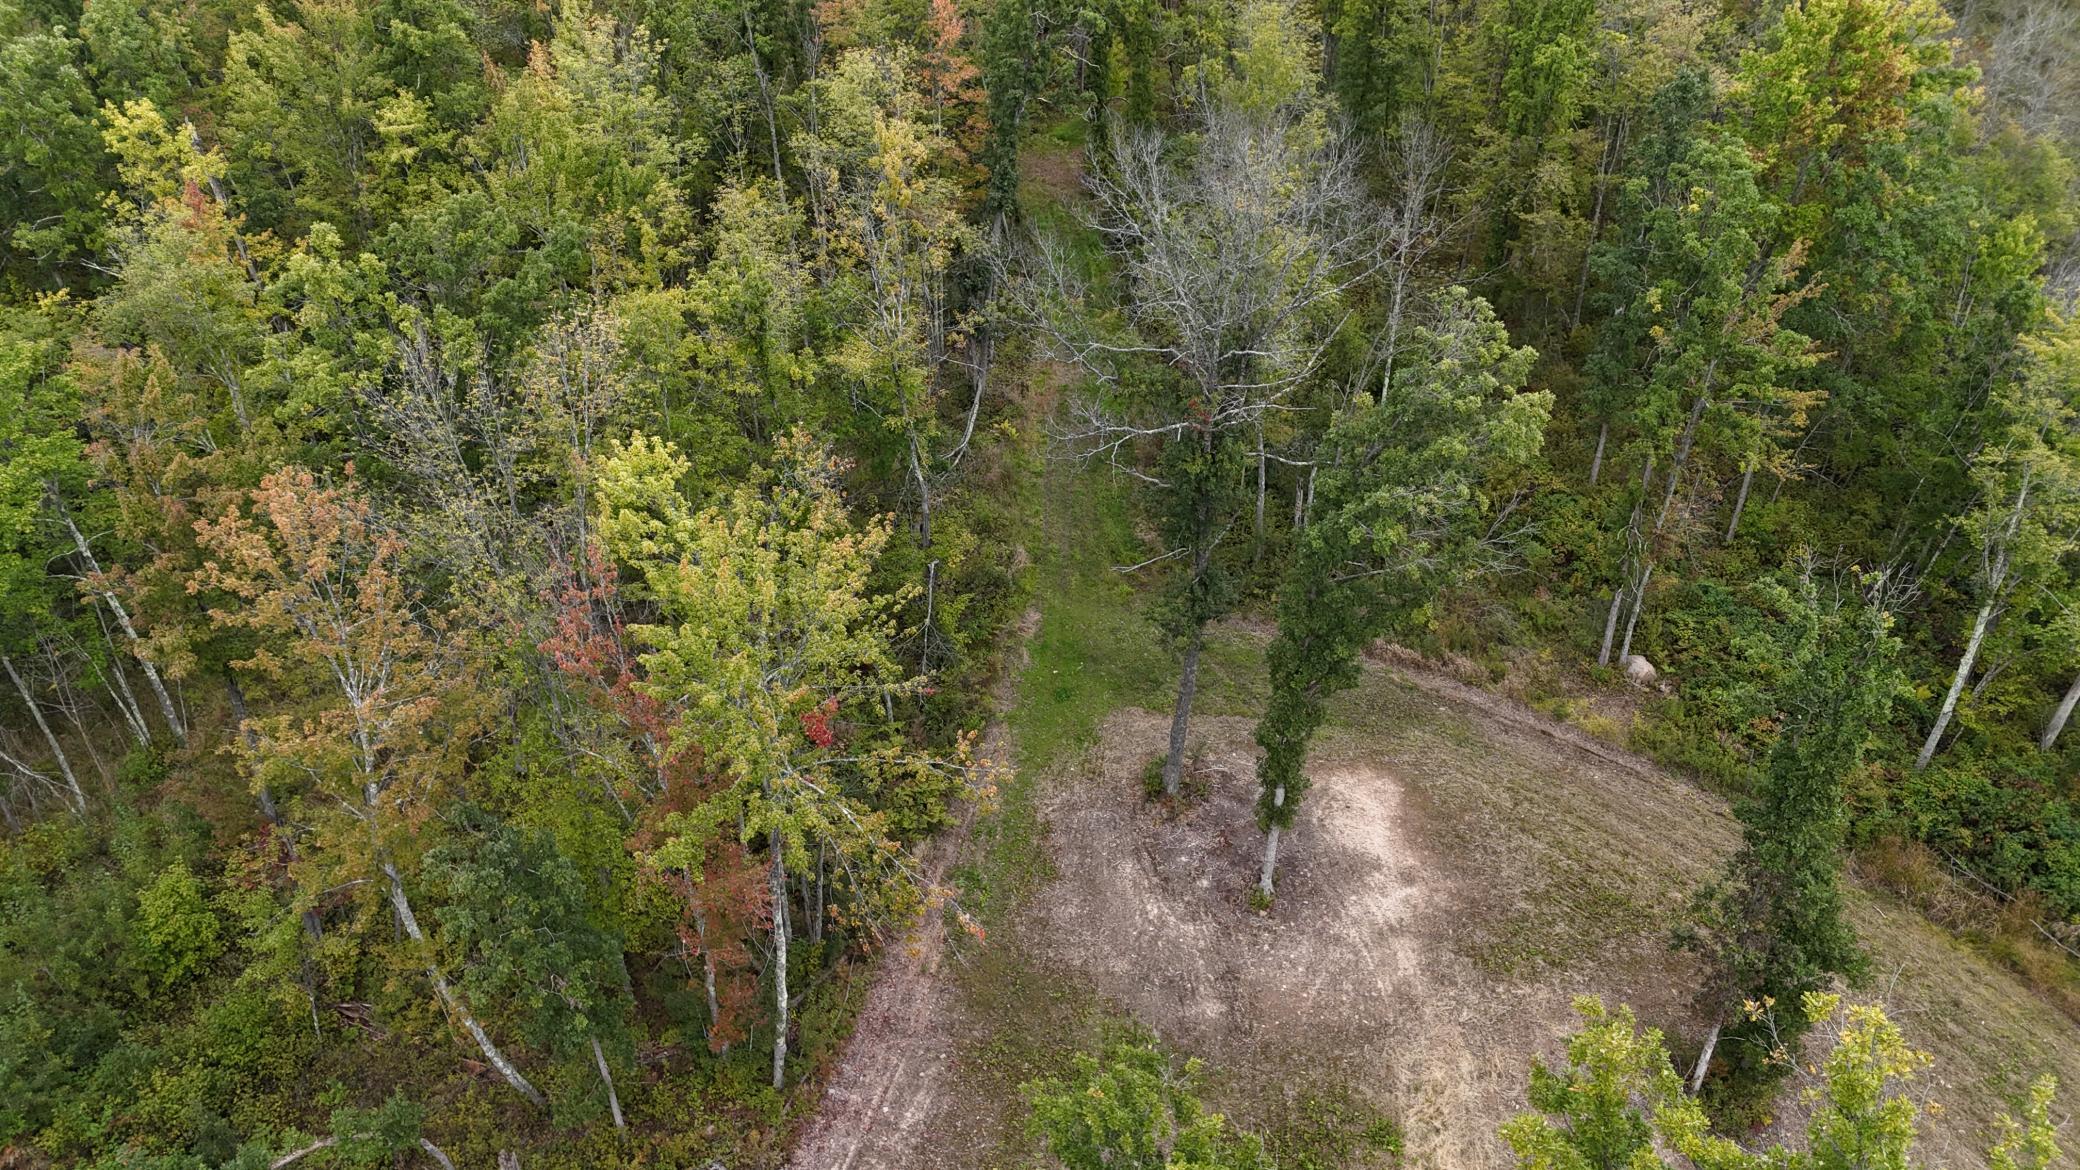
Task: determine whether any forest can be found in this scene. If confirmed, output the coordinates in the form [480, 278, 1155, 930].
[2, 0, 2079, 1161]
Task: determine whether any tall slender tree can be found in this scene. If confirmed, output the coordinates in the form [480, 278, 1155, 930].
[194, 467, 547, 1106]
[1254, 288, 1549, 895]
[1917, 313, 2080, 769]
[594, 429, 983, 1089]
[1680, 572, 1899, 1097]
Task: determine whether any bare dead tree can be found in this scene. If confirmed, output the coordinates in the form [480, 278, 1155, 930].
[1979, 0, 2080, 146]
[1029, 97, 1389, 796]
[1364, 119, 1463, 406]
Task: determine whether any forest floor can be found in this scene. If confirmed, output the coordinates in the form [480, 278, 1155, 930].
[783, 460, 2080, 1170]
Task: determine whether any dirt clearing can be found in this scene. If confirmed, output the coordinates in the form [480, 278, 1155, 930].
[1030, 687, 1727, 1170]
[790, 648, 2080, 1169]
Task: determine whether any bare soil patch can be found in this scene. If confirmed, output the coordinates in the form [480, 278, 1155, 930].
[792, 645, 2080, 1169]
[1031, 685, 1726, 1170]
[1019, 143, 1086, 206]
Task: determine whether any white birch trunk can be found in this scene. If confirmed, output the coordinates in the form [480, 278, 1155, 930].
[770, 828, 790, 1090]
[693, 908, 724, 1051]
[1617, 563, 1652, 665]
[94, 615, 151, 745]
[1257, 785, 1286, 896]
[383, 862, 546, 1106]
[2041, 671, 2080, 750]
[1689, 1022, 1721, 1094]
[60, 510, 186, 744]
[1918, 598, 1995, 770]
[591, 1034, 626, 1130]
[1588, 422, 1607, 486]
[4, 655, 84, 812]
[1725, 467, 1754, 542]
[1598, 582, 1626, 668]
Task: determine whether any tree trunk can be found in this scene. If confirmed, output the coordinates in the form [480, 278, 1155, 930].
[1588, 421, 1608, 486]
[1918, 598, 1995, 770]
[4, 654, 84, 812]
[909, 432, 933, 551]
[1617, 563, 1652, 665]
[60, 509, 186, 744]
[1571, 114, 1627, 328]
[769, 828, 790, 1090]
[1689, 1021, 1720, 1094]
[1253, 426, 1267, 564]
[1257, 785, 1286, 897]
[0, 743, 64, 811]
[1597, 580, 1627, 668]
[383, 862, 546, 1106]
[1656, 391, 1711, 532]
[224, 666, 273, 820]
[229, 666, 325, 942]
[1599, 460, 1654, 668]
[1725, 467, 1754, 542]
[2041, 671, 2080, 750]
[94, 613, 151, 745]
[949, 326, 990, 468]
[809, 844, 825, 946]
[1162, 627, 1205, 797]
[744, 6, 785, 186]
[692, 908, 724, 1051]
[591, 1034, 626, 1131]
[272, 1135, 452, 1170]
[269, 1137, 342, 1169]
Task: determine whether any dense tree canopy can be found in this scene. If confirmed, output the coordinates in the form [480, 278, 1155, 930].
[1, 0, 2077, 1160]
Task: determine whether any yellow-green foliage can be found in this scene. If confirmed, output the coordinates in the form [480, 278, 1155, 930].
[134, 859, 221, 991]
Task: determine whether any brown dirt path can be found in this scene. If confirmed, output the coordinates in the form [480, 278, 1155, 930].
[784, 609, 1040, 1170]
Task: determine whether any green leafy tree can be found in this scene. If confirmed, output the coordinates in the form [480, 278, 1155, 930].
[1586, 128, 1817, 667]
[0, 328, 91, 812]
[1024, 1042, 1272, 1170]
[78, 0, 194, 110]
[1680, 575, 1899, 1098]
[133, 859, 223, 991]
[596, 428, 981, 1089]
[1500, 998, 1664, 1170]
[425, 809, 634, 1128]
[1253, 288, 1549, 894]
[194, 467, 547, 1106]
[1507, 995, 2065, 1170]
[1916, 313, 2080, 769]
[0, 13, 110, 290]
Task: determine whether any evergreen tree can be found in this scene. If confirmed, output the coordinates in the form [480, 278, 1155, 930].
[1253, 288, 1548, 894]
[1680, 573, 1899, 1098]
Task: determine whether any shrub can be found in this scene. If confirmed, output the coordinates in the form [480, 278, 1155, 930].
[134, 860, 222, 991]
